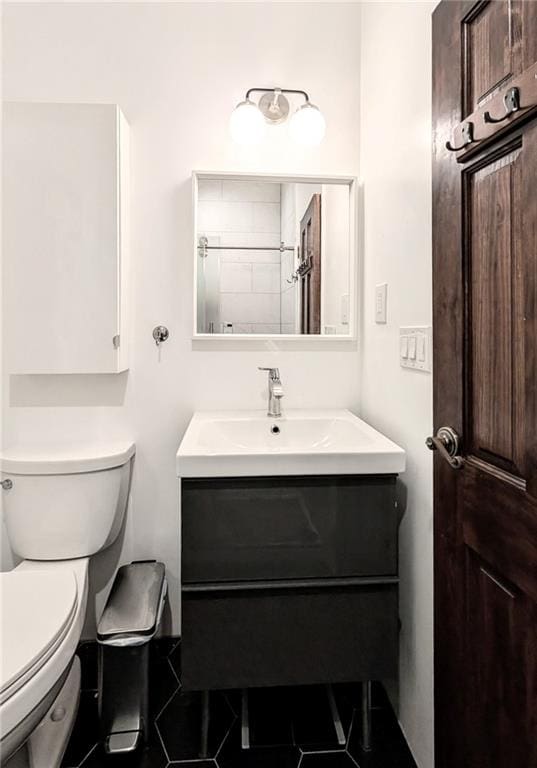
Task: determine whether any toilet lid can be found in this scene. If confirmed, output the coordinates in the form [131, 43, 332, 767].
[0, 570, 78, 701]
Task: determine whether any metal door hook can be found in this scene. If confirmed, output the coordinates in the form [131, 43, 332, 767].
[484, 87, 520, 124]
[446, 121, 474, 152]
[152, 326, 169, 347]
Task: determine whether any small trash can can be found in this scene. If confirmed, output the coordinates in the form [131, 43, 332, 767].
[97, 560, 167, 755]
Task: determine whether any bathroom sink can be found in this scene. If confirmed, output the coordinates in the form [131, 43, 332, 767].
[176, 409, 405, 477]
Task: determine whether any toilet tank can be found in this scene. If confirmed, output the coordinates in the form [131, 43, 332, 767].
[1, 443, 135, 560]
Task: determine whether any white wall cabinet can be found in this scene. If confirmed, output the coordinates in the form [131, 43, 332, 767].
[3, 102, 129, 373]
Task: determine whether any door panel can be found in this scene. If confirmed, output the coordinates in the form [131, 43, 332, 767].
[462, 463, 537, 604]
[433, 2, 537, 766]
[465, 550, 537, 768]
[466, 142, 525, 476]
[515, 0, 537, 76]
[463, 0, 537, 114]
[465, 0, 512, 109]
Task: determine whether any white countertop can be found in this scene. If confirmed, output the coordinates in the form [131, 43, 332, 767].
[176, 409, 405, 478]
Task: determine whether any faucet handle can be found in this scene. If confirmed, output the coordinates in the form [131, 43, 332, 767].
[258, 366, 280, 379]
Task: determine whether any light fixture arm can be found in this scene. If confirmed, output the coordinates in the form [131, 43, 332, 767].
[245, 87, 310, 104]
[229, 86, 325, 145]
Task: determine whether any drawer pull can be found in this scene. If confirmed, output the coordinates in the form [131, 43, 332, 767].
[183, 575, 399, 593]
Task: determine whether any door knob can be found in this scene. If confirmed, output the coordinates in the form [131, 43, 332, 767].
[426, 426, 463, 469]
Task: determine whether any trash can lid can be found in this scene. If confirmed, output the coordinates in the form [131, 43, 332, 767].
[97, 562, 166, 643]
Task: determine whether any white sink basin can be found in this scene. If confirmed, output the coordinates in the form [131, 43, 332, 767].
[176, 409, 405, 477]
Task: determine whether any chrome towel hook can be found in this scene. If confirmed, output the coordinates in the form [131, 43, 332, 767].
[484, 87, 520, 124]
[446, 121, 474, 152]
[152, 326, 169, 347]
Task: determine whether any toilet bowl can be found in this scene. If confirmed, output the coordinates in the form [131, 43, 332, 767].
[0, 442, 135, 767]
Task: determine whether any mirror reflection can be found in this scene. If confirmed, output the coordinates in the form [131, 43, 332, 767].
[195, 176, 353, 336]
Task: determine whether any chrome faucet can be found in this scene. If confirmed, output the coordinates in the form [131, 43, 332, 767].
[258, 367, 284, 418]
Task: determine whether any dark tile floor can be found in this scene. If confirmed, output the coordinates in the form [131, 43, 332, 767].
[62, 640, 417, 768]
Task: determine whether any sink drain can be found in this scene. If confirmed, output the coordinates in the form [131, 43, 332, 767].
[270, 425, 281, 435]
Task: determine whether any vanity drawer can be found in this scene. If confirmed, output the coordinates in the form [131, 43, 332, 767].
[181, 475, 398, 584]
[181, 580, 398, 691]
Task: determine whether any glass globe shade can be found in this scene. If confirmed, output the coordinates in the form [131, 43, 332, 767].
[289, 103, 326, 146]
[229, 99, 265, 145]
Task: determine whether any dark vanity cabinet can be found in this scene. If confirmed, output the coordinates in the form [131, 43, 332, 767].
[181, 475, 400, 691]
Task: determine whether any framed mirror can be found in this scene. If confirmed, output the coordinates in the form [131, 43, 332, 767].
[193, 172, 358, 338]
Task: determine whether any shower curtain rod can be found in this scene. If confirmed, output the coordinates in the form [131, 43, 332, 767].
[198, 243, 295, 253]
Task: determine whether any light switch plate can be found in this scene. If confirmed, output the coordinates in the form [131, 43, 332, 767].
[375, 283, 387, 324]
[400, 326, 432, 372]
[341, 294, 349, 325]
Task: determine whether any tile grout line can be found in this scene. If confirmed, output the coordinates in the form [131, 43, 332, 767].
[155, 679, 182, 721]
[155, 718, 173, 764]
[76, 742, 98, 768]
[345, 706, 356, 751]
[344, 706, 360, 767]
[167, 653, 182, 686]
[214, 702, 238, 765]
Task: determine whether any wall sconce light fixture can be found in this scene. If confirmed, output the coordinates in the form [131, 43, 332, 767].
[230, 87, 326, 146]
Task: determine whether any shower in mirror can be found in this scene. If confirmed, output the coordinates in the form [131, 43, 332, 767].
[193, 173, 357, 337]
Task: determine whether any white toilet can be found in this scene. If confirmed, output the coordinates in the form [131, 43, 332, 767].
[0, 442, 135, 767]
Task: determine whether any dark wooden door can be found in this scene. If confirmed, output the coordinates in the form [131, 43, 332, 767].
[299, 194, 321, 334]
[433, 2, 537, 767]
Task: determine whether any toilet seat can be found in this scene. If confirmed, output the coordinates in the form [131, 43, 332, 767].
[1, 571, 78, 705]
[0, 559, 88, 747]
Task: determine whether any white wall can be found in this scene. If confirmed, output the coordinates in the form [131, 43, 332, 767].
[321, 184, 350, 334]
[2, 2, 361, 635]
[359, 3, 434, 767]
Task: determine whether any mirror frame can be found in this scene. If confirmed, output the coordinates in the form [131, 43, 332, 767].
[192, 171, 359, 342]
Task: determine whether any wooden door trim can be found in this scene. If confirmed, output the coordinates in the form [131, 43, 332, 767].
[299, 193, 322, 335]
[432, 4, 471, 766]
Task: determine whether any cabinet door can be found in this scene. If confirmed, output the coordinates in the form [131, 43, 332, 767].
[3, 103, 129, 373]
[182, 476, 398, 584]
[182, 583, 399, 690]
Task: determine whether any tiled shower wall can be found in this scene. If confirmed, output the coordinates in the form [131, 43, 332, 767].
[197, 180, 283, 333]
